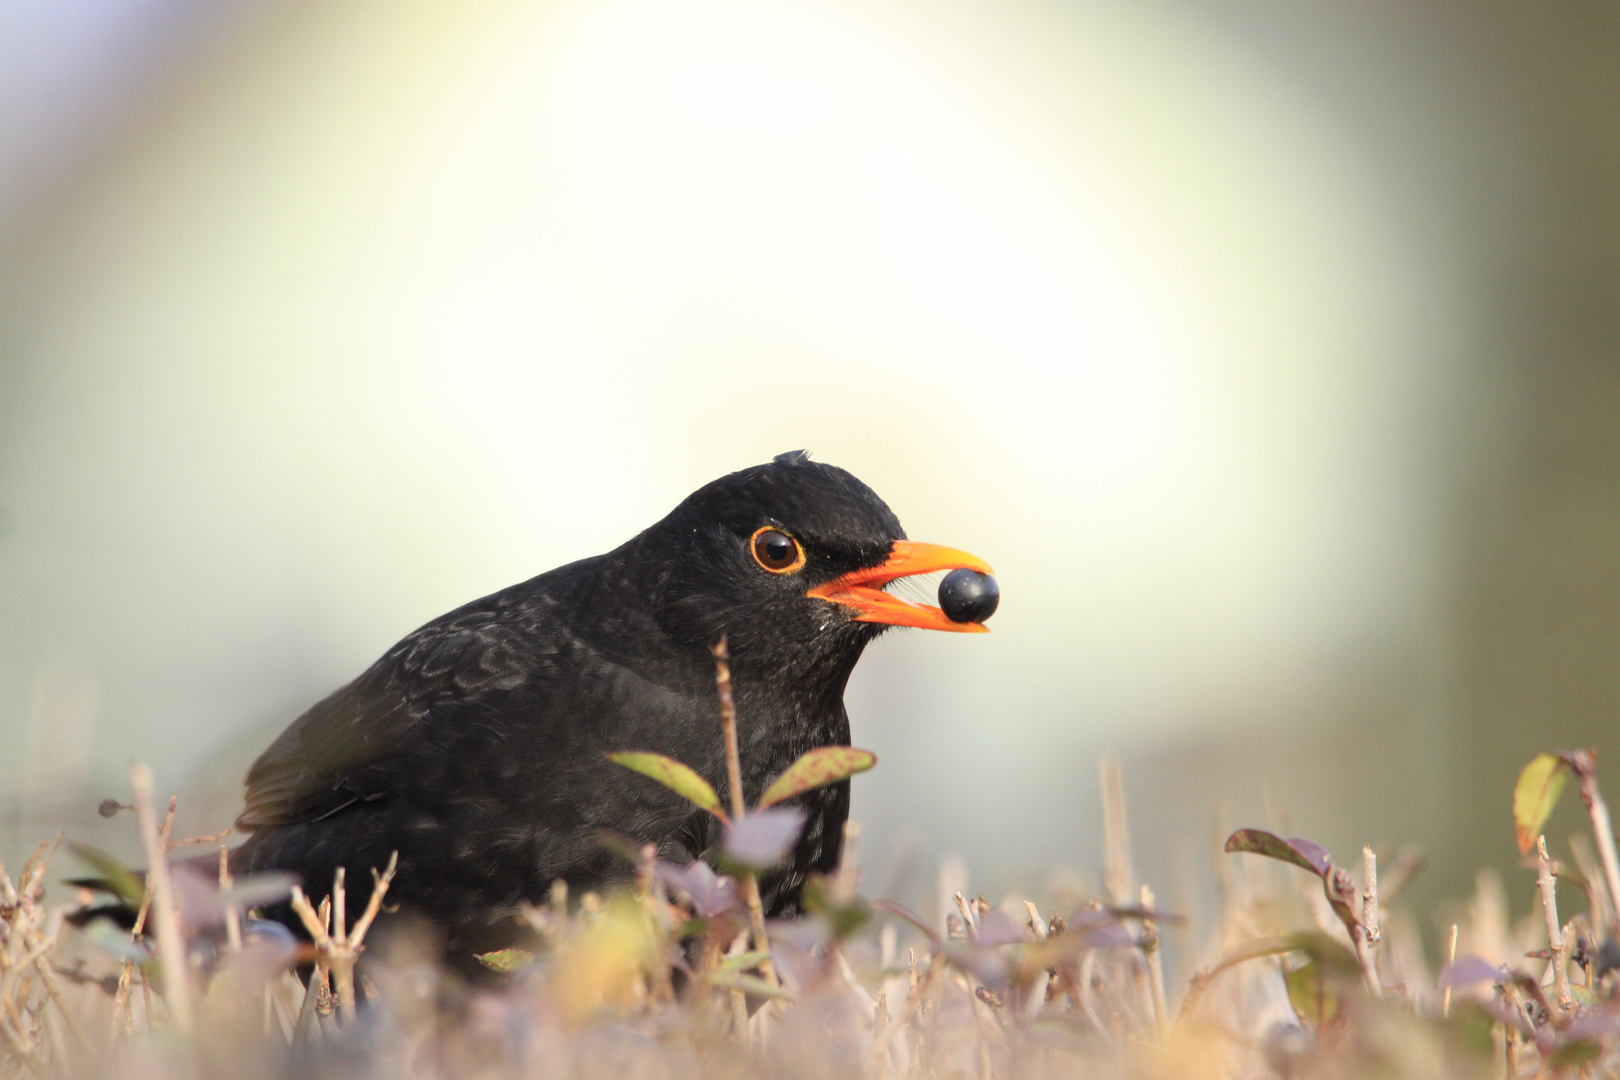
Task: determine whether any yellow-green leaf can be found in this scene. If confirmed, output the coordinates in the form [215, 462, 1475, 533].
[704, 973, 798, 1001]
[1284, 960, 1341, 1029]
[1513, 753, 1568, 854]
[758, 746, 877, 808]
[711, 950, 771, 976]
[475, 948, 535, 973]
[608, 752, 727, 821]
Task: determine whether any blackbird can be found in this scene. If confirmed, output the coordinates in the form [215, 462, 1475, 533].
[230, 451, 993, 964]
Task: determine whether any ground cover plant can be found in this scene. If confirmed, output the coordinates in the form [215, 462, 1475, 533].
[4, 657, 1620, 1080]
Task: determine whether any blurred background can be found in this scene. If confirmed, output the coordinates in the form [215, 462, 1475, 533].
[2, 0, 1617, 961]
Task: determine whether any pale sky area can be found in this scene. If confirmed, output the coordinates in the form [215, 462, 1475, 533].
[11, 0, 1585, 918]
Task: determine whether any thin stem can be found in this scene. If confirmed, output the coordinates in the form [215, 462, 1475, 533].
[1140, 884, 1169, 1043]
[130, 762, 192, 1031]
[112, 798, 174, 1037]
[1100, 756, 1132, 905]
[712, 636, 747, 822]
[288, 853, 399, 1028]
[1535, 835, 1571, 1013]
[1568, 750, 1620, 932]
[1360, 846, 1381, 991]
[711, 636, 778, 996]
[1442, 923, 1458, 1018]
[219, 845, 242, 953]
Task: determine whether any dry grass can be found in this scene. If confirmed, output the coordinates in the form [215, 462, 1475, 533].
[4, 744, 1620, 1080]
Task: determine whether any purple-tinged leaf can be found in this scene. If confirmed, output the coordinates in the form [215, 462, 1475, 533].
[1104, 903, 1188, 926]
[1321, 866, 1362, 936]
[765, 924, 826, 992]
[655, 860, 739, 919]
[723, 807, 806, 870]
[768, 918, 831, 953]
[1562, 1010, 1620, 1042]
[1225, 829, 1332, 877]
[207, 933, 301, 999]
[1436, 955, 1502, 990]
[1080, 920, 1138, 949]
[169, 862, 296, 925]
[243, 918, 298, 951]
[1063, 908, 1139, 948]
[945, 941, 1014, 987]
[973, 909, 1028, 948]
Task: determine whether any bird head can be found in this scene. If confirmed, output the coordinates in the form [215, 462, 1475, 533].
[631, 451, 993, 675]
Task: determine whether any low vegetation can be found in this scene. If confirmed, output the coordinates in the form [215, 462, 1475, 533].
[4, 671, 1620, 1078]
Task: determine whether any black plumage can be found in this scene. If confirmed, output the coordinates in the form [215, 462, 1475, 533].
[231, 452, 991, 964]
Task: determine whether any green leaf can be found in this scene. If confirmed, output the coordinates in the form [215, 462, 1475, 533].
[1549, 1039, 1603, 1067]
[475, 948, 536, 973]
[608, 752, 727, 821]
[704, 973, 797, 1000]
[711, 950, 771, 976]
[67, 842, 146, 907]
[1512, 753, 1568, 855]
[758, 746, 876, 808]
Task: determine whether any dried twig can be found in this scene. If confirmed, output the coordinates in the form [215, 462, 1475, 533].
[1566, 750, 1620, 932]
[1100, 756, 1133, 905]
[288, 852, 399, 1024]
[711, 636, 778, 993]
[1442, 922, 1459, 1018]
[1140, 884, 1168, 1043]
[219, 845, 242, 953]
[1359, 845, 1381, 996]
[1349, 849, 1382, 998]
[1535, 835, 1571, 1014]
[130, 762, 192, 1031]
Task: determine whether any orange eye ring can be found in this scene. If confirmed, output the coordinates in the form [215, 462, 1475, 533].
[750, 526, 805, 573]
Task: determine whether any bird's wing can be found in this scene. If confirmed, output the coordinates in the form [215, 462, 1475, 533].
[236, 602, 539, 830]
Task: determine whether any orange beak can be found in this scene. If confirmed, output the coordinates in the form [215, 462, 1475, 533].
[807, 541, 995, 633]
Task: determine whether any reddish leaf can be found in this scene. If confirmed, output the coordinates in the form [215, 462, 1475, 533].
[1437, 955, 1503, 990]
[1224, 829, 1332, 877]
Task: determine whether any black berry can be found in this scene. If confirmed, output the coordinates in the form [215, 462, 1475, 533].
[939, 569, 999, 624]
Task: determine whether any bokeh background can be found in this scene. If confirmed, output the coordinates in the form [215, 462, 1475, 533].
[3, 0, 1617, 958]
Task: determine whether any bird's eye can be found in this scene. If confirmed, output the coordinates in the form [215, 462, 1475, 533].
[750, 527, 804, 573]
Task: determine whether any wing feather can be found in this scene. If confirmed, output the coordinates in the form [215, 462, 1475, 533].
[236, 600, 541, 830]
